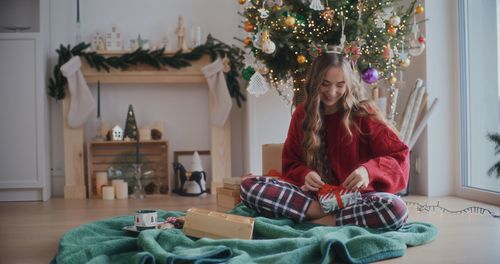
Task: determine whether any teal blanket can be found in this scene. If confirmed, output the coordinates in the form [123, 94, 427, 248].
[52, 205, 437, 264]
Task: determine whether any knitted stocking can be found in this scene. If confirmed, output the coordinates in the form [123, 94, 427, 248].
[201, 58, 233, 127]
[60, 56, 96, 128]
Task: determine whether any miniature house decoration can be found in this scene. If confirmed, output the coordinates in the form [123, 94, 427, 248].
[105, 25, 123, 51]
[92, 32, 106, 51]
[111, 125, 124, 141]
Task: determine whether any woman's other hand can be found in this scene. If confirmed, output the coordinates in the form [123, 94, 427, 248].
[343, 166, 369, 191]
[301, 171, 325, 192]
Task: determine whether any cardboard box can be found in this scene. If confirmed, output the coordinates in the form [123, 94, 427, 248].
[183, 208, 254, 240]
[262, 143, 284, 175]
[222, 177, 242, 190]
[216, 187, 241, 211]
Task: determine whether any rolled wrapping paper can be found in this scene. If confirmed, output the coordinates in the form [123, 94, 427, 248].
[102, 186, 115, 200]
[140, 128, 151, 141]
[116, 182, 128, 199]
[95, 172, 108, 196]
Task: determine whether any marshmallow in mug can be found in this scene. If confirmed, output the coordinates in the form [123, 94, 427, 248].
[135, 210, 157, 230]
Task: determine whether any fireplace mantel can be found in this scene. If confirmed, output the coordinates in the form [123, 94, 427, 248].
[62, 53, 231, 199]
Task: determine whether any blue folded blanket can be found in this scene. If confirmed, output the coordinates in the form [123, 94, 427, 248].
[52, 204, 437, 264]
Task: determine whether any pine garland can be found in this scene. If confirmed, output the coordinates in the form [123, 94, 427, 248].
[48, 35, 246, 107]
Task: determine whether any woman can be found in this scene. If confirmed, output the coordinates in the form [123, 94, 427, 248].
[240, 51, 410, 231]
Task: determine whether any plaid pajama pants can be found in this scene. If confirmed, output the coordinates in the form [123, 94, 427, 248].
[240, 176, 408, 231]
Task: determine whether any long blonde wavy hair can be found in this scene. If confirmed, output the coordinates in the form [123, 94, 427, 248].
[301, 52, 390, 180]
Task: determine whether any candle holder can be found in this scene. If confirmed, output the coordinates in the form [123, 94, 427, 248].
[132, 163, 145, 199]
[93, 117, 105, 141]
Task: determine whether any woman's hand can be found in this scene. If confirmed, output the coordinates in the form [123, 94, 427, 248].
[343, 166, 369, 191]
[301, 171, 325, 192]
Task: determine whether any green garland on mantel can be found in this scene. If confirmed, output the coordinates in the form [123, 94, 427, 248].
[48, 34, 246, 106]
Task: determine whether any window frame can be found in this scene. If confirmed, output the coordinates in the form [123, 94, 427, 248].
[457, 0, 500, 205]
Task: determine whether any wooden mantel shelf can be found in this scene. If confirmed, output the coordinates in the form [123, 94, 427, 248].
[62, 53, 231, 199]
[81, 52, 211, 84]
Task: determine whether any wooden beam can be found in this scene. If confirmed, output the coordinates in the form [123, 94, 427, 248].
[62, 95, 86, 199]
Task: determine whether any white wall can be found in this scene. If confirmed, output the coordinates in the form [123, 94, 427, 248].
[49, 0, 248, 195]
[405, 0, 460, 196]
[244, 89, 292, 175]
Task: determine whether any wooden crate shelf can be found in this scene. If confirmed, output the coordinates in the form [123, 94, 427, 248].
[87, 140, 169, 199]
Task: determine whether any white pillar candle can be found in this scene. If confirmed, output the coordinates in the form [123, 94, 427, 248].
[95, 172, 108, 196]
[111, 179, 124, 198]
[115, 182, 128, 199]
[102, 186, 115, 200]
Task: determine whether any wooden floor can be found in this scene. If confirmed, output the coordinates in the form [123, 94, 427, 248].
[0, 195, 499, 264]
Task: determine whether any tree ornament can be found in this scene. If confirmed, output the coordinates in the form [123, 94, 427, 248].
[374, 14, 386, 29]
[297, 54, 307, 64]
[260, 30, 276, 54]
[242, 66, 256, 81]
[409, 40, 425, 56]
[272, 5, 282, 12]
[389, 15, 401, 26]
[243, 36, 252, 46]
[389, 75, 397, 85]
[382, 6, 394, 19]
[361, 68, 379, 84]
[418, 36, 426, 44]
[238, 0, 246, 4]
[388, 25, 398, 36]
[262, 41, 276, 54]
[309, 0, 324, 11]
[258, 66, 269, 75]
[348, 43, 362, 61]
[284, 16, 296, 27]
[247, 71, 270, 97]
[258, 3, 270, 19]
[308, 44, 322, 58]
[322, 7, 335, 26]
[244, 21, 254, 32]
[415, 4, 424, 14]
[383, 44, 394, 60]
[399, 58, 411, 68]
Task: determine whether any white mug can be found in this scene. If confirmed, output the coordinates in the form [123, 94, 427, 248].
[134, 210, 157, 230]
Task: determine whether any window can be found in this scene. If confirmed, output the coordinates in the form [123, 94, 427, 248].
[459, 0, 500, 201]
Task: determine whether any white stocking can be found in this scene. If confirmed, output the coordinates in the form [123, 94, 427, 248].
[201, 59, 233, 127]
[60, 56, 96, 128]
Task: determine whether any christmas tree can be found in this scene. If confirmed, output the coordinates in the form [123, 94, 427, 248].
[239, 0, 426, 103]
[124, 104, 138, 140]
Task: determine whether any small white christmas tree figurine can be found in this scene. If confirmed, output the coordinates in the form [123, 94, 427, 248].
[184, 151, 206, 195]
[191, 151, 204, 172]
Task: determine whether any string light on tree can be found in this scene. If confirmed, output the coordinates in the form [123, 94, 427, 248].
[238, 0, 425, 103]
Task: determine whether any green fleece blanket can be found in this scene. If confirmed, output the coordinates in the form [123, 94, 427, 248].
[52, 205, 437, 264]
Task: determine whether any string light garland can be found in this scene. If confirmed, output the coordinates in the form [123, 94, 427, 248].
[405, 201, 500, 219]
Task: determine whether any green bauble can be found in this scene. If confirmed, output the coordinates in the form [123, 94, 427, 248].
[242, 66, 256, 81]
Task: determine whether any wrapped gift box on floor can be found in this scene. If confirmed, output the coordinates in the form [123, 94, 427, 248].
[183, 208, 254, 239]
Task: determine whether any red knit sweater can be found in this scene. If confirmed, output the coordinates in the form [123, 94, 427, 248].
[281, 104, 409, 194]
